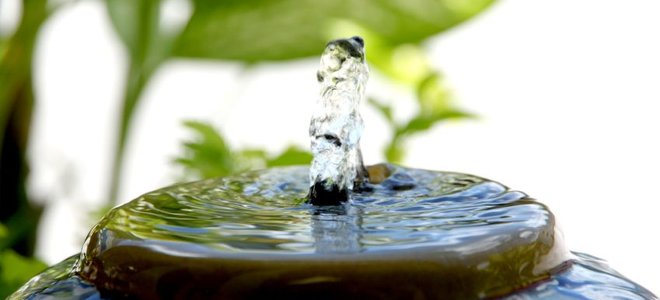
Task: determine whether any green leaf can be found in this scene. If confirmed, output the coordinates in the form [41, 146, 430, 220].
[0, 223, 7, 240]
[176, 121, 236, 178]
[234, 149, 268, 171]
[385, 142, 404, 164]
[105, 0, 175, 205]
[266, 146, 312, 167]
[398, 110, 473, 137]
[383, 110, 472, 164]
[175, 120, 314, 178]
[367, 98, 394, 124]
[0, 250, 47, 299]
[174, 0, 496, 62]
[105, 0, 141, 55]
[417, 72, 452, 114]
[105, 0, 170, 62]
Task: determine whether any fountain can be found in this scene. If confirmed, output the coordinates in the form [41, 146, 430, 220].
[10, 37, 657, 299]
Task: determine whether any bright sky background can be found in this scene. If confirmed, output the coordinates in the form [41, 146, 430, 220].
[6, 0, 658, 295]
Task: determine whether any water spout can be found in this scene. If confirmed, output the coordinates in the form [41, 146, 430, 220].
[308, 36, 369, 205]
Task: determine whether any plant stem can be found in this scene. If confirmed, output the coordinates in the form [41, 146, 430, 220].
[106, 0, 163, 205]
[0, 0, 48, 151]
[0, 0, 49, 256]
[107, 61, 154, 206]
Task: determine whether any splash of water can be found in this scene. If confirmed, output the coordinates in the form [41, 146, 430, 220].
[309, 36, 369, 204]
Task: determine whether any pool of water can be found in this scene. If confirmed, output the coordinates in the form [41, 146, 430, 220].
[10, 165, 657, 299]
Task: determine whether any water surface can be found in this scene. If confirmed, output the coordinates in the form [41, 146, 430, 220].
[11, 165, 657, 299]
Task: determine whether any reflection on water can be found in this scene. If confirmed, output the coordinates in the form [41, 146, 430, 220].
[311, 205, 362, 254]
[83, 166, 550, 256]
[9, 256, 98, 299]
[504, 253, 657, 300]
[10, 165, 657, 299]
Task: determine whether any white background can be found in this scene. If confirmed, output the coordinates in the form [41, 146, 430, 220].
[3, 0, 658, 295]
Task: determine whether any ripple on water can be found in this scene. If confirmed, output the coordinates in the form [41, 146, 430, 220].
[90, 165, 551, 255]
[10, 165, 656, 299]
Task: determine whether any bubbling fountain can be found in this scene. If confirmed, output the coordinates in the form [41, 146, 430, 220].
[10, 37, 657, 300]
[309, 36, 369, 205]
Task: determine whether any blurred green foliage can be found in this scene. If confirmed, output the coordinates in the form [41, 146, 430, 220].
[176, 121, 312, 179]
[0, 223, 47, 298]
[0, 0, 495, 293]
[1, 0, 49, 296]
[165, 0, 491, 179]
[370, 73, 474, 162]
[174, 0, 493, 61]
[106, 0, 493, 188]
